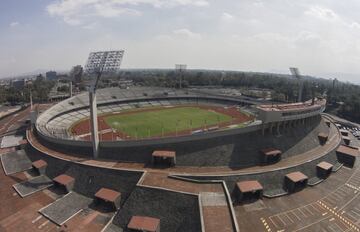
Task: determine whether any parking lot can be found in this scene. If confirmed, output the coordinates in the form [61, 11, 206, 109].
[336, 123, 360, 141]
[234, 129, 360, 232]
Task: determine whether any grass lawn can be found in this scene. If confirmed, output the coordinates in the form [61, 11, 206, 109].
[104, 106, 232, 138]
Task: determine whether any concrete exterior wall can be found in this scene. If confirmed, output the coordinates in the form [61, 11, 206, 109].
[257, 99, 326, 123]
[258, 105, 323, 123]
[35, 115, 327, 168]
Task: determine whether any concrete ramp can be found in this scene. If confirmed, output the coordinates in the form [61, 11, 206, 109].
[39, 192, 92, 225]
[13, 175, 53, 197]
[101, 222, 122, 232]
[1, 135, 23, 148]
[200, 192, 227, 206]
[1, 150, 32, 175]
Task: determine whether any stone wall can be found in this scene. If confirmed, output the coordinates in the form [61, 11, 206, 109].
[112, 186, 202, 232]
[25, 145, 143, 203]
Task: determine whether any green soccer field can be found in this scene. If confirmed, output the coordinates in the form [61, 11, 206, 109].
[104, 106, 232, 138]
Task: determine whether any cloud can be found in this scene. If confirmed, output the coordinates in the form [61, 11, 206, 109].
[82, 22, 98, 29]
[173, 28, 202, 39]
[46, 0, 208, 25]
[349, 22, 360, 30]
[93, 3, 141, 18]
[165, 0, 209, 7]
[9, 22, 19, 27]
[155, 28, 202, 41]
[295, 31, 321, 43]
[221, 12, 235, 22]
[305, 6, 339, 22]
[6, 0, 360, 82]
[46, 0, 141, 25]
[304, 5, 360, 33]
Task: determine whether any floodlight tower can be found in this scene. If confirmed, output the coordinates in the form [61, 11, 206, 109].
[332, 78, 338, 90]
[29, 89, 38, 128]
[175, 64, 187, 89]
[289, 67, 303, 102]
[85, 50, 124, 158]
[311, 82, 318, 105]
[69, 81, 73, 98]
[30, 90, 33, 110]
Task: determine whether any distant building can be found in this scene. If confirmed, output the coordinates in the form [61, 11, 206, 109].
[11, 79, 26, 90]
[36, 74, 45, 81]
[46, 71, 57, 81]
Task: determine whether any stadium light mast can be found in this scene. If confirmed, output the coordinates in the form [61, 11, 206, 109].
[175, 64, 187, 89]
[85, 50, 124, 158]
[29, 89, 38, 129]
[289, 67, 303, 102]
[30, 89, 33, 110]
[69, 81, 73, 98]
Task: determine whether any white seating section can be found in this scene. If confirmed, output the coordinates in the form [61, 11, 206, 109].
[36, 87, 236, 140]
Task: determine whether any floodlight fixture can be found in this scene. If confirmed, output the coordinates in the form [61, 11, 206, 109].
[85, 50, 124, 158]
[289, 67, 301, 79]
[85, 50, 124, 74]
[289, 67, 303, 103]
[85, 50, 124, 92]
[175, 64, 187, 72]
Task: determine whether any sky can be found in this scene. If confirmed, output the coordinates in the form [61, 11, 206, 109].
[1, 0, 360, 83]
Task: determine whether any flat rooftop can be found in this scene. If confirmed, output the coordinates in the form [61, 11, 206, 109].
[337, 145, 359, 157]
[53, 174, 75, 186]
[127, 216, 160, 231]
[237, 180, 263, 193]
[317, 161, 333, 171]
[95, 188, 121, 202]
[152, 150, 176, 158]
[286, 171, 308, 182]
[32, 159, 47, 169]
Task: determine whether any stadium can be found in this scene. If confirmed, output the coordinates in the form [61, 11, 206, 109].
[1, 83, 360, 232]
[34, 86, 329, 167]
[35, 87, 259, 163]
[38, 87, 255, 142]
